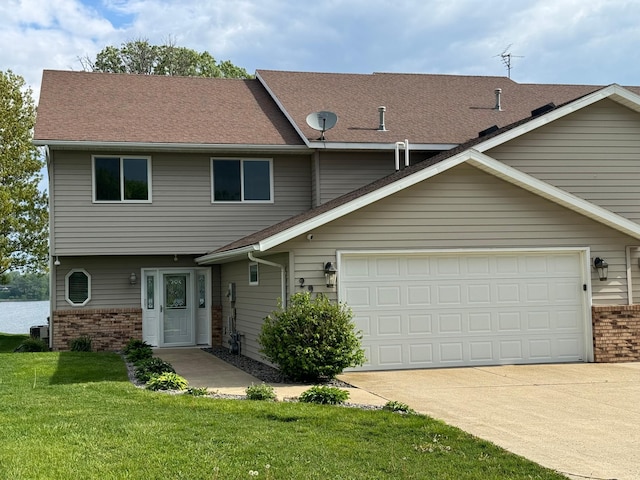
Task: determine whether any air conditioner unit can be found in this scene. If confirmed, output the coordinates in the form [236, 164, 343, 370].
[30, 325, 49, 340]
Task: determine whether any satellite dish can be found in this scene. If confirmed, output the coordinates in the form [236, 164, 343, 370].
[306, 111, 338, 140]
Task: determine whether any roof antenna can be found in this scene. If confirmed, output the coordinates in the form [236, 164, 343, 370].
[495, 44, 523, 79]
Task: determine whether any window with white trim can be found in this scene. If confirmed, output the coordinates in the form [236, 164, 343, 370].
[211, 158, 273, 202]
[93, 156, 152, 202]
[65, 269, 91, 306]
[249, 263, 259, 285]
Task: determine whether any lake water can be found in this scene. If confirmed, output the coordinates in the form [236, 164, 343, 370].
[0, 301, 49, 334]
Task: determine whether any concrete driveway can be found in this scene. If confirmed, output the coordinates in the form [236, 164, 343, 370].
[339, 363, 640, 480]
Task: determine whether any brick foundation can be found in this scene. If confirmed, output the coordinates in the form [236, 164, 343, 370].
[52, 308, 142, 352]
[592, 305, 640, 362]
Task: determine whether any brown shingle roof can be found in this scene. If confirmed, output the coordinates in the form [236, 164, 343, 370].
[211, 84, 640, 255]
[257, 70, 640, 145]
[34, 70, 304, 145]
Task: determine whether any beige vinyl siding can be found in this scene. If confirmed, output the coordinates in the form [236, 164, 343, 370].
[278, 163, 636, 305]
[318, 152, 395, 204]
[487, 99, 640, 223]
[53, 255, 218, 311]
[221, 254, 287, 363]
[52, 151, 311, 255]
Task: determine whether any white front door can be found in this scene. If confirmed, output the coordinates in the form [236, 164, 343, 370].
[142, 268, 210, 347]
[162, 272, 195, 346]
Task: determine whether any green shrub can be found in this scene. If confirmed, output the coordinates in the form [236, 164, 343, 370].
[186, 386, 209, 396]
[123, 339, 153, 363]
[69, 335, 92, 352]
[258, 292, 366, 381]
[298, 385, 350, 405]
[14, 338, 49, 352]
[134, 357, 176, 383]
[245, 383, 277, 401]
[146, 372, 188, 391]
[383, 400, 416, 414]
[123, 338, 146, 354]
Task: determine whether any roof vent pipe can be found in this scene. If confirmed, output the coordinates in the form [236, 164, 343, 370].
[378, 106, 387, 131]
[494, 88, 502, 111]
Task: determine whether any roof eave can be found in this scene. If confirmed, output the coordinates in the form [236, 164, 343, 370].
[33, 140, 310, 154]
[307, 141, 458, 150]
[196, 245, 260, 264]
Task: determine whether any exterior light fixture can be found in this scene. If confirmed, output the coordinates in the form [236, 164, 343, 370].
[129, 272, 137, 285]
[593, 257, 608, 281]
[54, 256, 61, 266]
[324, 261, 337, 288]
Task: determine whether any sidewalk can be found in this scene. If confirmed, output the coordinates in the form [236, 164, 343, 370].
[153, 348, 388, 406]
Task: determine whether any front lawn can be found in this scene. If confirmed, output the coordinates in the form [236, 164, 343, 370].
[0, 352, 566, 479]
[0, 333, 29, 352]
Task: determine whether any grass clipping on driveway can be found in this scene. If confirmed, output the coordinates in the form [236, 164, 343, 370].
[0, 352, 566, 480]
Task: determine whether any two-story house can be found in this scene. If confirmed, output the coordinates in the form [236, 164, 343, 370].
[34, 69, 640, 370]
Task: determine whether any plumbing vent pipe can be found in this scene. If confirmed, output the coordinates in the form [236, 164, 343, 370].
[494, 88, 502, 111]
[378, 106, 387, 131]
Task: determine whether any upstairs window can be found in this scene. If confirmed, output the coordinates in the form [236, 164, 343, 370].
[212, 158, 273, 202]
[93, 156, 151, 202]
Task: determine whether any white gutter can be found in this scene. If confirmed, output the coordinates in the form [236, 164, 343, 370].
[307, 141, 455, 151]
[33, 140, 309, 154]
[196, 245, 258, 265]
[248, 252, 287, 307]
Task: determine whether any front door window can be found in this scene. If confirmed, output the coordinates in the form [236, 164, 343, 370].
[163, 273, 194, 345]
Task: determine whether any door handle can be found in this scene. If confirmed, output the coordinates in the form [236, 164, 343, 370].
[160, 305, 163, 312]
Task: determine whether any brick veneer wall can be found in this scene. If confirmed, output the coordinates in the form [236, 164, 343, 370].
[592, 305, 640, 362]
[52, 308, 142, 352]
[211, 304, 223, 346]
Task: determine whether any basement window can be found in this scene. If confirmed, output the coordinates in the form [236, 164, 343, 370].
[65, 269, 91, 306]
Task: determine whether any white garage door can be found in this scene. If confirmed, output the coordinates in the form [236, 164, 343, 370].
[340, 250, 589, 371]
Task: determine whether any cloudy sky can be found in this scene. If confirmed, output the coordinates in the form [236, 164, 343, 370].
[3, 0, 640, 101]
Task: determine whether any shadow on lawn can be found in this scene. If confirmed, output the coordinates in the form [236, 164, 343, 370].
[49, 351, 128, 385]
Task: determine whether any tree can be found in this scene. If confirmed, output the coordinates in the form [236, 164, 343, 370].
[81, 39, 252, 79]
[0, 70, 48, 275]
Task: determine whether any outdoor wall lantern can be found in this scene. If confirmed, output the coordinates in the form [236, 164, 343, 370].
[129, 272, 137, 285]
[53, 256, 61, 266]
[593, 257, 608, 281]
[324, 261, 337, 288]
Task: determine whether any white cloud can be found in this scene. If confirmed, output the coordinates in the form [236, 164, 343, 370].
[3, 0, 640, 100]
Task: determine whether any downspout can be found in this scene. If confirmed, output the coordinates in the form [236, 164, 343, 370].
[626, 245, 633, 304]
[394, 139, 410, 171]
[248, 252, 287, 308]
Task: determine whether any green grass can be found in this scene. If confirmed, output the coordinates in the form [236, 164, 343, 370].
[0, 352, 567, 480]
[0, 333, 29, 352]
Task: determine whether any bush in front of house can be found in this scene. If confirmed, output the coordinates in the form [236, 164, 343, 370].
[134, 357, 176, 383]
[70, 335, 92, 352]
[123, 338, 153, 364]
[298, 385, 350, 405]
[258, 292, 366, 382]
[382, 400, 416, 415]
[245, 383, 277, 401]
[146, 372, 188, 391]
[14, 338, 49, 352]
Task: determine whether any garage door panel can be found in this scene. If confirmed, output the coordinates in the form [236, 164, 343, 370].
[408, 314, 432, 334]
[342, 251, 588, 370]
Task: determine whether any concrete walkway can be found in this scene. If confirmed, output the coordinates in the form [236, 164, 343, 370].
[339, 363, 640, 480]
[153, 348, 388, 406]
